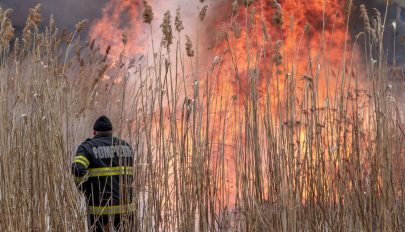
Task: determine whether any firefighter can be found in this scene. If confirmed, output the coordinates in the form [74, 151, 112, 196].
[72, 115, 134, 231]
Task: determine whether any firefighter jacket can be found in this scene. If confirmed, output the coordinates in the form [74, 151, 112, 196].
[72, 133, 134, 215]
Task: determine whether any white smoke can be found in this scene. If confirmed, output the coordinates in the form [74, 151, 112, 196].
[146, 0, 219, 56]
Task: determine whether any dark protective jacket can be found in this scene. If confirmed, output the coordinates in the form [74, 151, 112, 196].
[72, 133, 134, 215]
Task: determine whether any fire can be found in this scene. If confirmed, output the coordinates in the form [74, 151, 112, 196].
[204, 0, 359, 201]
[89, 0, 356, 86]
[89, 0, 361, 205]
[89, 0, 147, 58]
[208, 0, 357, 103]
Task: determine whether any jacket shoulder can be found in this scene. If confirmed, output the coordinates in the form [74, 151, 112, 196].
[113, 137, 130, 145]
[77, 139, 91, 148]
[76, 139, 95, 154]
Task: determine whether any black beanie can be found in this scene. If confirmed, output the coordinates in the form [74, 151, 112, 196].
[93, 115, 113, 132]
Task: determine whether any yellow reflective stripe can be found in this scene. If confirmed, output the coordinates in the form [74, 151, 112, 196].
[88, 166, 133, 177]
[90, 166, 132, 171]
[88, 203, 135, 215]
[75, 155, 89, 164]
[75, 155, 90, 167]
[74, 159, 88, 168]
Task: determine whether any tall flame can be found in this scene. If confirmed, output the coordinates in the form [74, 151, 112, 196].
[207, 0, 358, 102]
[89, 0, 361, 204]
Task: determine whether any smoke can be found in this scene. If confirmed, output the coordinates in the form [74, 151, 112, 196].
[145, 0, 221, 55]
[349, 0, 405, 120]
[0, 0, 107, 34]
[2, 0, 404, 63]
[86, 0, 223, 67]
[351, 0, 405, 65]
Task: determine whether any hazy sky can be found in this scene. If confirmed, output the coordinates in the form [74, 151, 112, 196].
[0, 0, 107, 30]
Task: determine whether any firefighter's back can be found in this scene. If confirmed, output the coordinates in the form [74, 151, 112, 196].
[72, 116, 135, 231]
[79, 133, 134, 212]
[73, 134, 134, 231]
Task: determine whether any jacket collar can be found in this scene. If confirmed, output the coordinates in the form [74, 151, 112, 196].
[94, 132, 113, 138]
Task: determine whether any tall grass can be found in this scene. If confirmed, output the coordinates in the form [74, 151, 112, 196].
[0, 2, 404, 231]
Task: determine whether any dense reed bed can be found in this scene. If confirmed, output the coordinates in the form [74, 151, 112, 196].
[0, 2, 404, 231]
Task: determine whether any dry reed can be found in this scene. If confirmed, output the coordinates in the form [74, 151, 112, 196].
[0, 2, 404, 232]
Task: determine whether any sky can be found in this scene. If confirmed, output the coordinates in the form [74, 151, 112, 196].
[0, 0, 107, 32]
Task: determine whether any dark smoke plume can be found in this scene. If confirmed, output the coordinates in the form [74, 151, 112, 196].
[0, 0, 107, 35]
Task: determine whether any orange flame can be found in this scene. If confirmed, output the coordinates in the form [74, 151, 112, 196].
[90, 0, 361, 205]
[203, 0, 360, 204]
[208, 0, 358, 102]
[89, 0, 147, 58]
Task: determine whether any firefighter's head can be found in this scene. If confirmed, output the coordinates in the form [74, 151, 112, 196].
[93, 115, 113, 135]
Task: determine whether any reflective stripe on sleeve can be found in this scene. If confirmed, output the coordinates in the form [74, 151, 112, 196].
[74, 155, 90, 168]
[88, 203, 135, 215]
[88, 166, 133, 177]
[74, 159, 88, 168]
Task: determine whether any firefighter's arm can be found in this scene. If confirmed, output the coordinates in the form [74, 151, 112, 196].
[71, 144, 92, 184]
